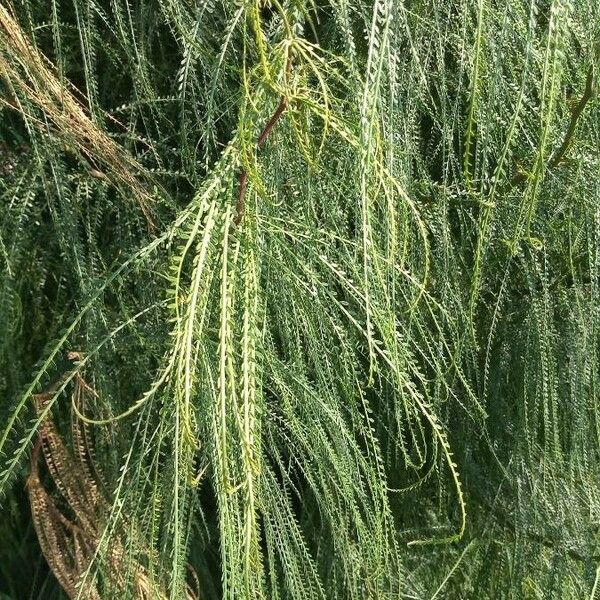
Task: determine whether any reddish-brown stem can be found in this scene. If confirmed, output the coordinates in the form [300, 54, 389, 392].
[234, 58, 291, 227]
[256, 97, 288, 148]
[234, 96, 288, 226]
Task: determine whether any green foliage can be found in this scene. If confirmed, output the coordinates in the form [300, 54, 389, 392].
[0, 0, 599, 598]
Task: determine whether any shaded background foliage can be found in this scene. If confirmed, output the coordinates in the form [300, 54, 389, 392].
[0, 0, 599, 598]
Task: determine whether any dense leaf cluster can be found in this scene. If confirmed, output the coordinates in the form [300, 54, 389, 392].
[0, 1, 598, 598]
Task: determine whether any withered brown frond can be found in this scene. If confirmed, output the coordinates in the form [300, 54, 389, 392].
[28, 369, 198, 600]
